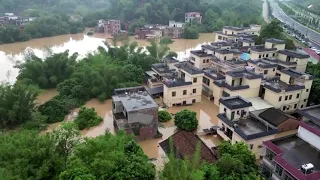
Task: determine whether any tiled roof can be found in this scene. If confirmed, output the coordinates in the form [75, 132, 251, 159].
[159, 131, 217, 163]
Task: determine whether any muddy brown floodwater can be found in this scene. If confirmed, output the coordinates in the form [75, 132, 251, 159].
[38, 91, 222, 167]
[0, 32, 215, 83]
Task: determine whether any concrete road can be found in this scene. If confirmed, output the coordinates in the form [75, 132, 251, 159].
[270, 1, 320, 46]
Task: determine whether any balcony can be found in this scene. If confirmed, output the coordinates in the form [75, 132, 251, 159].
[217, 128, 231, 141]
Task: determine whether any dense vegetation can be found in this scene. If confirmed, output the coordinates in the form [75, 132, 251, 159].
[161, 141, 261, 179]
[0, 123, 155, 180]
[158, 110, 172, 122]
[16, 41, 176, 125]
[174, 109, 198, 131]
[74, 107, 103, 130]
[255, 20, 296, 50]
[306, 62, 320, 105]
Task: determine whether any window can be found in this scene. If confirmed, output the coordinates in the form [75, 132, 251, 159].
[304, 99, 307, 102]
[263, 54, 265, 57]
[275, 164, 283, 177]
[192, 99, 196, 103]
[265, 149, 275, 161]
[237, 110, 240, 115]
[203, 59, 206, 63]
[282, 106, 286, 111]
[193, 78, 197, 83]
[232, 80, 235, 86]
[266, 54, 269, 57]
[289, 95, 292, 100]
[224, 56, 226, 60]
[264, 70, 268, 74]
[279, 96, 282, 101]
[183, 90, 187, 95]
[250, 144, 253, 150]
[206, 59, 209, 63]
[301, 105, 304, 108]
[296, 94, 300, 99]
[193, 88, 197, 94]
[259, 55, 262, 58]
[285, 96, 288, 100]
[224, 108, 227, 112]
[273, 68, 276, 71]
[273, 53, 276, 57]
[294, 104, 298, 109]
[172, 92, 176, 97]
[306, 89, 309, 92]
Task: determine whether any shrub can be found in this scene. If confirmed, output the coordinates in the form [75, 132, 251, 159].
[74, 107, 103, 130]
[87, 31, 94, 36]
[174, 109, 198, 131]
[158, 110, 172, 122]
[160, 37, 174, 44]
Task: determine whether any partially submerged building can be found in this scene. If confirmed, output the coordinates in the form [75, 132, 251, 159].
[160, 131, 217, 163]
[112, 86, 160, 141]
[217, 96, 299, 159]
[261, 106, 320, 180]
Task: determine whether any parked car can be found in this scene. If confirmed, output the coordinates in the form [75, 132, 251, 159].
[311, 47, 317, 51]
[316, 50, 320, 55]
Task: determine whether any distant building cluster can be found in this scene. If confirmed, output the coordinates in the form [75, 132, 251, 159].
[96, 19, 128, 38]
[134, 12, 202, 40]
[0, 13, 35, 27]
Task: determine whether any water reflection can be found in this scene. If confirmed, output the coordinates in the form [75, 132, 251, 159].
[0, 33, 215, 84]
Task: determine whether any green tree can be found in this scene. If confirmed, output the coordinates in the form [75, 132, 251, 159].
[74, 107, 103, 130]
[183, 25, 200, 39]
[158, 110, 172, 122]
[61, 131, 156, 179]
[146, 40, 171, 61]
[174, 109, 198, 131]
[0, 82, 39, 128]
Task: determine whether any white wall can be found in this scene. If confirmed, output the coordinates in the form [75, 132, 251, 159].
[298, 126, 320, 150]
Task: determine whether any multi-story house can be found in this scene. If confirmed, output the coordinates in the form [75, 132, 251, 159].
[261, 68, 313, 112]
[163, 62, 204, 107]
[217, 96, 300, 159]
[135, 25, 163, 40]
[146, 57, 179, 88]
[277, 49, 310, 73]
[112, 86, 160, 141]
[212, 69, 263, 106]
[185, 12, 202, 24]
[104, 20, 121, 35]
[215, 25, 261, 42]
[189, 50, 212, 69]
[261, 106, 320, 179]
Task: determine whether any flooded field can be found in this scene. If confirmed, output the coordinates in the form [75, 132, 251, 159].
[38, 92, 222, 161]
[0, 32, 215, 84]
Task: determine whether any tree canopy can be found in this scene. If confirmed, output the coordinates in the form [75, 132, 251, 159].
[74, 107, 103, 130]
[174, 109, 198, 131]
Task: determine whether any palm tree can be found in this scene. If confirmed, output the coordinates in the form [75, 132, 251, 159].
[146, 40, 171, 61]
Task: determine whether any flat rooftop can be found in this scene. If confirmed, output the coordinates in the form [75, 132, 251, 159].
[226, 69, 263, 79]
[236, 117, 268, 135]
[264, 77, 305, 93]
[263, 57, 297, 66]
[112, 91, 158, 112]
[280, 69, 313, 80]
[278, 49, 310, 59]
[211, 41, 231, 47]
[265, 38, 285, 44]
[163, 78, 192, 88]
[164, 56, 179, 64]
[204, 69, 225, 80]
[190, 50, 212, 57]
[151, 63, 173, 74]
[174, 62, 204, 75]
[273, 135, 320, 172]
[248, 59, 278, 69]
[223, 26, 244, 31]
[219, 96, 252, 110]
[211, 58, 246, 71]
[250, 47, 277, 52]
[297, 105, 320, 130]
[247, 97, 274, 111]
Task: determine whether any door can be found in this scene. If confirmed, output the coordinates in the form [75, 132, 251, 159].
[183, 101, 186, 105]
[231, 111, 235, 120]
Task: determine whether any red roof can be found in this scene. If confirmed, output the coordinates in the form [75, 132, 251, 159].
[159, 131, 217, 163]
